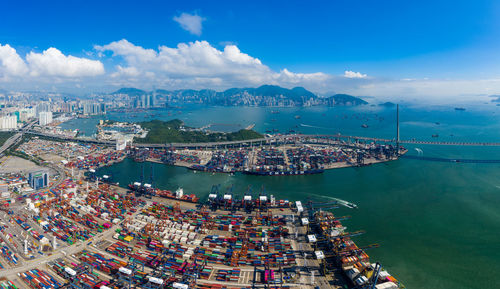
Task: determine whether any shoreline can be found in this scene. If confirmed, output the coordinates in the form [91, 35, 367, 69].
[109, 149, 408, 178]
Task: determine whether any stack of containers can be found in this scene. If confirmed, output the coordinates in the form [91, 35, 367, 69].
[1, 244, 19, 265]
[215, 269, 240, 282]
[78, 250, 126, 274]
[0, 280, 18, 289]
[106, 241, 130, 258]
[19, 269, 63, 289]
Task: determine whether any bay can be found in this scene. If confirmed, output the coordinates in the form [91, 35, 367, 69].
[81, 103, 500, 289]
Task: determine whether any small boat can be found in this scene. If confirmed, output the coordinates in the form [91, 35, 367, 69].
[361, 124, 369, 128]
[294, 115, 301, 119]
[432, 134, 439, 138]
[455, 107, 466, 111]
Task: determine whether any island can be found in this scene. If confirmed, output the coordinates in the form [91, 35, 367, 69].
[134, 119, 263, 144]
[110, 85, 370, 107]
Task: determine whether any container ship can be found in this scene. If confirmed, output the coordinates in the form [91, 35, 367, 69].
[128, 183, 199, 203]
[157, 187, 199, 203]
[242, 169, 324, 176]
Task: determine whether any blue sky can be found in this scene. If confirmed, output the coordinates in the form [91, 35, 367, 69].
[1, 0, 500, 101]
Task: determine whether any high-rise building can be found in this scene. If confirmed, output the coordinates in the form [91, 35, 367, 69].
[61, 102, 75, 113]
[83, 101, 106, 115]
[36, 102, 51, 117]
[150, 94, 157, 107]
[140, 94, 147, 108]
[39, 111, 53, 126]
[0, 115, 17, 130]
[19, 107, 35, 122]
[28, 170, 49, 190]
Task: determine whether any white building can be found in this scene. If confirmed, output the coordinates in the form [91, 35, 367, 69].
[19, 107, 36, 122]
[39, 111, 53, 126]
[116, 138, 128, 151]
[83, 101, 106, 115]
[0, 115, 17, 130]
[36, 102, 51, 117]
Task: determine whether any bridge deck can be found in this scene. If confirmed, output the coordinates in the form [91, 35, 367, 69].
[24, 131, 500, 147]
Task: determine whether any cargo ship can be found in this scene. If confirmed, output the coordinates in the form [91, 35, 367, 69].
[242, 169, 324, 176]
[157, 187, 199, 203]
[128, 183, 199, 203]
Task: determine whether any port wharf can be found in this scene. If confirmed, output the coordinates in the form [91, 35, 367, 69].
[0, 176, 404, 289]
[19, 133, 404, 176]
[131, 141, 403, 175]
[0, 133, 405, 289]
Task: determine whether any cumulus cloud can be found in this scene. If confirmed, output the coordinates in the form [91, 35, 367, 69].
[3, 39, 495, 104]
[0, 43, 105, 83]
[26, 48, 104, 77]
[173, 12, 205, 36]
[344, 70, 367, 79]
[0, 44, 29, 78]
[95, 39, 329, 89]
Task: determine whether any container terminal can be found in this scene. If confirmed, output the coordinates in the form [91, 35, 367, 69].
[128, 136, 405, 175]
[0, 137, 406, 289]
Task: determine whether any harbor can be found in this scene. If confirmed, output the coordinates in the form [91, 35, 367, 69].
[0, 177, 404, 289]
[0, 104, 499, 289]
[130, 136, 405, 175]
[0, 181, 403, 288]
[0, 132, 406, 288]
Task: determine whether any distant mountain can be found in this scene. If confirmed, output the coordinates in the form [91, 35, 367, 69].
[155, 89, 172, 95]
[489, 95, 500, 102]
[327, 94, 368, 106]
[379, 102, 396, 107]
[213, 85, 317, 106]
[112, 87, 147, 96]
[111, 85, 368, 107]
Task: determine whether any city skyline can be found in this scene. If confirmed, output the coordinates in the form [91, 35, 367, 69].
[1, 0, 500, 103]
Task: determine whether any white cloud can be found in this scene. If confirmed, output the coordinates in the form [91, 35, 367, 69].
[2, 40, 498, 104]
[0, 44, 29, 78]
[345, 78, 500, 103]
[344, 70, 367, 79]
[95, 39, 328, 88]
[173, 12, 205, 36]
[26, 47, 104, 77]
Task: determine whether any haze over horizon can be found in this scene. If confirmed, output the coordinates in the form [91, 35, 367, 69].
[1, 0, 500, 104]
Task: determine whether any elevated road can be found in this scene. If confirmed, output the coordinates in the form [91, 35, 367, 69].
[23, 130, 500, 148]
[0, 119, 38, 155]
[0, 133, 22, 155]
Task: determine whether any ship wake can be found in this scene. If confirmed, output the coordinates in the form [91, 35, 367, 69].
[310, 194, 358, 209]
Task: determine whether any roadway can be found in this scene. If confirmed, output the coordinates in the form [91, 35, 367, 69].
[23, 128, 500, 147]
[0, 119, 38, 156]
[0, 133, 22, 155]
